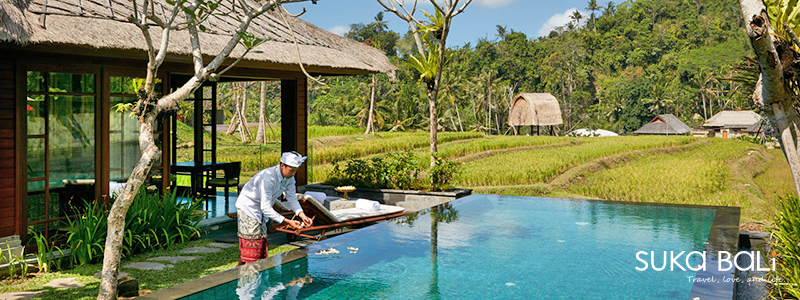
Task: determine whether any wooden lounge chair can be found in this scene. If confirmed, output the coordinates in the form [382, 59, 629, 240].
[275, 195, 407, 241]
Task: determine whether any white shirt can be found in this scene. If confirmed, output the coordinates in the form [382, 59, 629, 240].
[235, 165, 303, 224]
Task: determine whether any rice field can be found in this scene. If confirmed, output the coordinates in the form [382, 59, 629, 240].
[457, 135, 696, 186]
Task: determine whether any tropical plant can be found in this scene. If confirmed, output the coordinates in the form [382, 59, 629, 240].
[28, 228, 65, 273]
[65, 200, 108, 265]
[121, 187, 203, 256]
[764, 195, 800, 298]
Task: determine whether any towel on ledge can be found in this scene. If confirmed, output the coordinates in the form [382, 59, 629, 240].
[305, 192, 328, 205]
[355, 199, 380, 211]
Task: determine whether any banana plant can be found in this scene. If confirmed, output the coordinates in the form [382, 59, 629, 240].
[765, 0, 800, 43]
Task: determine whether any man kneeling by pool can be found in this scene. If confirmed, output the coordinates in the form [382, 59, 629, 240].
[235, 151, 313, 265]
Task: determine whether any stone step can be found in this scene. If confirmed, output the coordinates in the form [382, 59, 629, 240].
[0, 246, 25, 264]
[0, 235, 20, 245]
[0, 238, 21, 249]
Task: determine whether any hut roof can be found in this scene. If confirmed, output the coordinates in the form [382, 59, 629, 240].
[703, 110, 760, 129]
[633, 114, 691, 135]
[508, 93, 563, 126]
[0, 0, 396, 77]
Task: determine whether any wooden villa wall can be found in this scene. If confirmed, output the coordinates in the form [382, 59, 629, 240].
[0, 60, 17, 238]
[281, 76, 308, 186]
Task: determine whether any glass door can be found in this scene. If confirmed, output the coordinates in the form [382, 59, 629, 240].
[26, 70, 97, 238]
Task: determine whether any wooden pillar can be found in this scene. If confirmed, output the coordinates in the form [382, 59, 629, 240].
[281, 76, 308, 186]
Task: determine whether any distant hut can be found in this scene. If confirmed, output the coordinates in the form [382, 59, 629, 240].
[633, 114, 691, 135]
[508, 93, 563, 135]
[702, 110, 761, 139]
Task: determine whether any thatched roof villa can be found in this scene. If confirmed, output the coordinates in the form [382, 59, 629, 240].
[633, 114, 691, 135]
[0, 0, 396, 247]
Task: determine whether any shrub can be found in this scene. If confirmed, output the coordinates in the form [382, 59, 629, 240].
[429, 153, 461, 191]
[327, 150, 422, 189]
[64, 187, 203, 265]
[766, 195, 800, 298]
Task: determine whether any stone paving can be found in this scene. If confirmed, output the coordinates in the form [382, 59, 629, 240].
[148, 256, 198, 264]
[208, 242, 236, 248]
[42, 277, 85, 288]
[123, 262, 174, 271]
[0, 291, 41, 300]
[179, 246, 221, 254]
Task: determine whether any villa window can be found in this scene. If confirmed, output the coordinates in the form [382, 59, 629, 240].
[26, 70, 97, 237]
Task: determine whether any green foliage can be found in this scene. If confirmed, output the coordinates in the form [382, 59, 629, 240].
[764, 0, 800, 43]
[765, 195, 800, 298]
[429, 153, 461, 191]
[737, 134, 762, 145]
[315, 0, 751, 135]
[327, 150, 422, 190]
[28, 229, 65, 273]
[64, 188, 202, 266]
[65, 200, 108, 265]
[121, 187, 203, 257]
[2, 241, 29, 279]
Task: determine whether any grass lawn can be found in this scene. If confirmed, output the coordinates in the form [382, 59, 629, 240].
[0, 239, 296, 299]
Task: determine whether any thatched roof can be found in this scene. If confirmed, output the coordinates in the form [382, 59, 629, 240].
[508, 93, 563, 126]
[703, 110, 760, 129]
[0, 0, 396, 77]
[633, 114, 691, 135]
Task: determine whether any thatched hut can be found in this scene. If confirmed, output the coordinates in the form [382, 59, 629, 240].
[508, 93, 563, 135]
[633, 114, 691, 135]
[0, 0, 396, 246]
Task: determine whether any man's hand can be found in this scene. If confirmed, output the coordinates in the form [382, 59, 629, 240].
[298, 212, 313, 227]
[282, 218, 302, 230]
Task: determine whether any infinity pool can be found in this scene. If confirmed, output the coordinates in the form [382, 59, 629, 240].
[172, 194, 739, 300]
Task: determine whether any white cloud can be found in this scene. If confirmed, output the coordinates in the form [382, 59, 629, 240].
[537, 8, 586, 37]
[476, 0, 518, 8]
[327, 25, 349, 36]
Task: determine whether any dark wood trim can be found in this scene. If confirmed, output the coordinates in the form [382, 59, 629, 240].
[14, 59, 24, 239]
[99, 68, 109, 204]
[280, 77, 308, 186]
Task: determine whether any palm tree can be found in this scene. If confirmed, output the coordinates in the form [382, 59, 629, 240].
[373, 12, 388, 30]
[494, 25, 508, 41]
[603, 1, 616, 17]
[570, 10, 584, 28]
[586, 0, 601, 33]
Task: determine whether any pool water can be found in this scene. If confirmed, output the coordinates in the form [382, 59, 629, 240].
[184, 194, 730, 299]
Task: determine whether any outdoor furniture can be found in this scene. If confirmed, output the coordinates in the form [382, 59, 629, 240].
[205, 162, 241, 214]
[170, 161, 235, 197]
[274, 195, 407, 241]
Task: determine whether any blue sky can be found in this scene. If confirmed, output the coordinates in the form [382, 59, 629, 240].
[285, 0, 596, 47]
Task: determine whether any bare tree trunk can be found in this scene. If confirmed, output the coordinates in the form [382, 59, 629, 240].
[226, 84, 241, 136]
[365, 74, 376, 134]
[740, 0, 800, 197]
[256, 81, 267, 144]
[266, 96, 277, 141]
[454, 99, 464, 132]
[239, 85, 253, 142]
[701, 89, 708, 120]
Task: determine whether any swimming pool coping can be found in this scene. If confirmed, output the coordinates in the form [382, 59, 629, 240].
[138, 248, 311, 300]
[138, 195, 741, 300]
